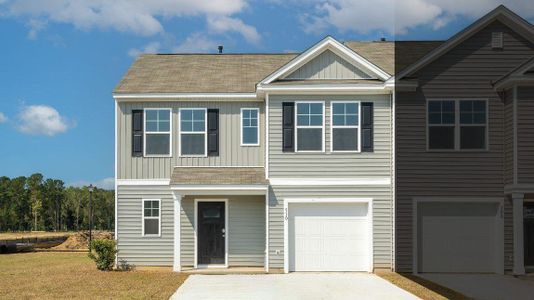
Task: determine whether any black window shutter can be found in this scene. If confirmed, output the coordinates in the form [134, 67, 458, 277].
[132, 110, 143, 157]
[207, 109, 219, 156]
[282, 102, 295, 152]
[361, 102, 374, 152]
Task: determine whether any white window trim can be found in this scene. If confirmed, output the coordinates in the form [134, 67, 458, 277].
[295, 101, 325, 153]
[143, 108, 172, 158]
[142, 199, 161, 237]
[330, 101, 361, 153]
[194, 199, 229, 269]
[426, 99, 489, 152]
[240, 107, 260, 147]
[179, 108, 208, 157]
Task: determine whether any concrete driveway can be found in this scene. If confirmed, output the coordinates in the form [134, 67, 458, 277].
[421, 274, 534, 300]
[171, 273, 418, 300]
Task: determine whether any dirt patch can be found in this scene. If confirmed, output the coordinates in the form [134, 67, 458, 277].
[52, 231, 113, 250]
[376, 270, 471, 300]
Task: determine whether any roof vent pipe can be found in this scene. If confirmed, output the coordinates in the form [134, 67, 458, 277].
[218, 45, 223, 54]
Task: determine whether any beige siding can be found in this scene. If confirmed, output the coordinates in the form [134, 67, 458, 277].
[117, 100, 265, 179]
[268, 94, 392, 178]
[285, 50, 372, 80]
[517, 86, 534, 184]
[395, 21, 534, 272]
[116, 185, 174, 266]
[180, 195, 265, 267]
[268, 185, 393, 270]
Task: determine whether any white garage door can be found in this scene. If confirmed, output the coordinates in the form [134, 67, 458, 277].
[289, 203, 370, 272]
[418, 202, 500, 273]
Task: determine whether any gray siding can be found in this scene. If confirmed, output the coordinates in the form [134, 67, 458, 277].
[517, 86, 534, 184]
[504, 89, 514, 185]
[268, 185, 393, 270]
[180, 195, 265, 267]
[285, 50, 372, 80]
[117, 100, 265, 179]
[395, 21, 534, 272]
[116, 185, 174, 266]
[268, 94, 392, 178]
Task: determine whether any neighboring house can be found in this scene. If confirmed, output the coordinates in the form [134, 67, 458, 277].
[113, 37, 405, 273]
[395, 5, 534, 275]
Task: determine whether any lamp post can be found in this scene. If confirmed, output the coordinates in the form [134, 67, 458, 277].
[88, 184, 94, 248]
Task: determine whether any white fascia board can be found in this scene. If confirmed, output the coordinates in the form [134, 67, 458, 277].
[257, 84, 392, 94]
[269, 178, 391, 186]
[397, 6, 534, 80]
[113, 93, 259, 101]
[171, 185, 268, 191]
[116, 179, 171, 186]
[494, 77, 534, 90]
[260, 36, 390, 85]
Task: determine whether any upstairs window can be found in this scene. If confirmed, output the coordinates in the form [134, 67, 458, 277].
[428, 100, 487, 150]
[331, 102, 360, 152]
[180, 108, 207, 156]
[296, 102, 324, 152]
[143, 199, 160, 236]
[144, 109, 171, 156]
[241, 108, 259, 146]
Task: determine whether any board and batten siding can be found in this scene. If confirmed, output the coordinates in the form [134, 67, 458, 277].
[117, 100, 265, 179]
[395, 21, 534, 272]
[116, 185, 174, 266]
[517, 86, 534, 184]
[268, 185, 393, 270]
[285, 49, 372, 80]
[268, 94, 392, 178]
[180, 195, 265, 267]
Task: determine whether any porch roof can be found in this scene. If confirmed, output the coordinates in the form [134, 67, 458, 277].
[170, 167, 268, 186]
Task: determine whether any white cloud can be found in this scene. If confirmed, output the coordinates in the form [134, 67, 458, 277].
[17, 104, 71, 136]
[293, 0, 534, 36]
[0, 112, 7, 123]
[0, 0, 260, 43]
[70, 177, 115, 190]
[173, 32, 219, 53]
[128, 41, 161, 57]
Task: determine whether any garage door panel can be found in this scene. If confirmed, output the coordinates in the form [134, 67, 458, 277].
[419, 202, 499, 273]
[289, 203, 370, 272]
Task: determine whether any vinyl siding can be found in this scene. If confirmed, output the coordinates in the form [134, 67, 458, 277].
[285, 50, 372, 80]
[180, 195, 265, 267]
[395, 21, 534, 272]
[268, 185, 393, 270]
[517, 86, 534, 184]
[117, 100, 265, 179]
[268, 94, 392, 178]
[504, 89, 514, 185]
[116, 185, 174, 266]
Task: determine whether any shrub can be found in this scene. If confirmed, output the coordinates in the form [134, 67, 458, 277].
[88, 239, 117, 271]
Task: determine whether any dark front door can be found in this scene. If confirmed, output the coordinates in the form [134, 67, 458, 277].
[525, 203, 534, 266]
[197, 201, 225, 265]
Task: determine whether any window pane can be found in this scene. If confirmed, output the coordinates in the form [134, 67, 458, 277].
[250, 118, 258, 127]
[297, 115, 309, 126]
[346, 103, 358, 114]
[152, 201, 159, 209]
[250, 109, 258, 119]
[332, 103, 345, 114]
[159, 120, 170, 131]
[460, 100, 472, 112]
[181, 110, 192, 121]
[146, 110, 158, 121]
[333, 128, 358, 151]
[243, 118, 250, 127]
[473, 101, 486, 111]
[193, 121, 204, 131]
[310, 103, 322, 114]
[473, 112, 486, 124]
[144, 219, 159, 235]
[442, 101, 455, 112]
[461, 126, 486, 149]
[333, 115, 344, 126]
[297, 103, 309, 114]
[442, 112, 455, 124]
[460, 112, 473, 124]
[346, 115, 358, 126]
[428, 112, 441, 124]
[159, 110, 170, 121]
[146, 134, 170, 155]
[243, 127, 258, 144]
[193, 110, 205, 121]
[181, 134, 205, 155]
[243, 109, 250, 119]
[310, 115, 322, 126]
[297, 128, 322, 151]
[144, 208, 151, 217]
[181, 121, 192, 132]
[428, 126, 454, 149]
[428, 101, 441, 113]
[146, 120, 158, 131]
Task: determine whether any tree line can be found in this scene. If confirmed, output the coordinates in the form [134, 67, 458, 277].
[0, 173, 114, 232]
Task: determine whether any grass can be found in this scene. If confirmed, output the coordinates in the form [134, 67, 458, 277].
[376, 270, 471, 300]
[0, 252, 188, 299]
[0, 231, 74, 241]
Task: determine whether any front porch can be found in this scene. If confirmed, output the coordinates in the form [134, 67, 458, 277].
[170, 167, 270, 272]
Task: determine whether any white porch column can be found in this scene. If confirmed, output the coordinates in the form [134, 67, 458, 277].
[173, 192, 182, 272]
[513, 192, 525, 275]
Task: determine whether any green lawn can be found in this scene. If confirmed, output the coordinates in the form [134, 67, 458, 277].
[0, 252, 188, 299]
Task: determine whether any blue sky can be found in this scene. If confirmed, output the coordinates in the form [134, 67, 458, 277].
[0, 1, 532, 189]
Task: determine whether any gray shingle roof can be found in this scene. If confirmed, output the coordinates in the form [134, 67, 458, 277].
[171, 167, 268, 185]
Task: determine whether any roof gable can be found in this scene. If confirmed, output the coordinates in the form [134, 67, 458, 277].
[396, 5, 534, 81]
[284, 49, 374, 80]
[493, 57, 534, 89]
[260, 36, 391, 86]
